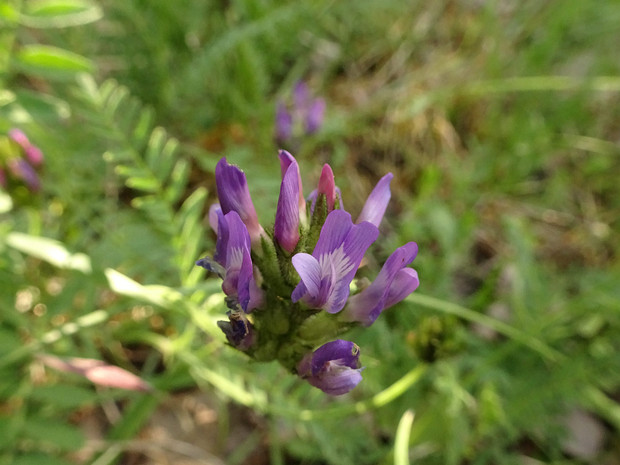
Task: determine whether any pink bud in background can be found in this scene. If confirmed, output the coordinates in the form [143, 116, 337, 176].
[38, 354, 153, 392]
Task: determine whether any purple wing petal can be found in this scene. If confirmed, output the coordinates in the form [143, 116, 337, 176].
[274, 161, 301, 253]
[384, 267, 419, 309]
[356, 173, 393, 227]
[291, 253, 322, 301]
[343, 242, 418, 325]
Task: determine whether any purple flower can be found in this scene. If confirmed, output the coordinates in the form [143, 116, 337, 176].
[215, 158, 265, 245]
[197, 210, 263, 312]
[217, 311, 256, 351]
[342, 242, 419, 326]
[275, 81, 325, 144]
[274, 155, 301, 253]
[291, 210, 378, 313]
[357, 173, 393, 227]
[305, 98, 326, 134]
[8, 158, 40, 191]
[297, 339, 363, 395]
[275, 102, 293, 143]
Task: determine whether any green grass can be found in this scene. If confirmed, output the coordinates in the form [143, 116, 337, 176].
[1, 0, 620, 464]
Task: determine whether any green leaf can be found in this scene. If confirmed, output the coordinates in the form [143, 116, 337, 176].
[30, 384, 98, 409]
[21, 416, 84, 451]
[15, 45, 93, 77]
[11, 455, 74, 465]
[5, 232, 92, 273]
[20, 0, 103, 28]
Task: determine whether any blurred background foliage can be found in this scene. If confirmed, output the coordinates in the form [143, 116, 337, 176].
[1, 0, 620, 464]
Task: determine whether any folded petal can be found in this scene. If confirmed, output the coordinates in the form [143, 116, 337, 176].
[317, 164, 336, 211]
[291, 253, 322, 301]
[215, 158, 264, 244]
[342, 242, 418, 326]
[297, 340, 362, 396]
[356, 173, 393, 227]
[384, 267, 419, 309]
[278, 150, 306, 214]
[274, 161, 301, 253]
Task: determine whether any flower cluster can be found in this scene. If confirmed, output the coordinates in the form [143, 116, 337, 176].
[0, 129, 43, 191]
[275, 81, 325, 146]
[197, 151, 419, 395]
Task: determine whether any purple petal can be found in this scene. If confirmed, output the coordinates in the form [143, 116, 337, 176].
[274, 161, 301, 253]
[305, 98, 325, 134]
[292, 210, 379, 313]
[317, 164, 336, 211]
[343, 242, 418, 326]
[275, 102, 293, 143]
[384, 267, 419, 309]
[278, 150, 306, 214]
[213, 206, 229, 266]
[291, 253, 321, 301]
[208, 203, 221, 233]
[9, 159, 40, 191]
[293, 81, 310, 110]
[216, 211, 263, 312]
[215, 158, 264, 244]
[297, 340, 363, 396]
[217, 311, 256, 350]
[356, 173, 393, 227]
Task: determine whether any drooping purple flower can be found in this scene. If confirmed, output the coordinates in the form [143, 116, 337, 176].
[342, 242, 419, 326]
[357, 173, 393, 227]
[291, 210, 378, 313]
[217, 311, 256, 351]
[8, 158, 40, 191]
[197, 210, 263, 312]
[275, 102, 293, 144]
[293, 81, 310, 111]
[274, 157, 301, 253]
[215, 158, 265, 245]
[297, 339, 362, 395]
[38, 354, 152, 392]
[275, 81, 325, 144]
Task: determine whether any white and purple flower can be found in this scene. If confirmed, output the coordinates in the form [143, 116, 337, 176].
[197, 151, 419, 395]
[291, 210, 378, 314]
